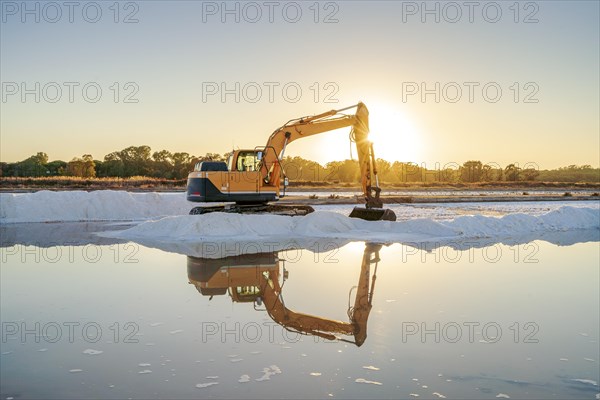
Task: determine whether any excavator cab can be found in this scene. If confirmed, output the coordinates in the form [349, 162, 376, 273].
[187, 243, 383, 346]
[232, 151, 261, 172]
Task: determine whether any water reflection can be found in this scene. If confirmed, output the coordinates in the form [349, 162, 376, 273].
[1, 232, 598, 399]
[187, 243, 383, 346]
[0, 222, 133, 247]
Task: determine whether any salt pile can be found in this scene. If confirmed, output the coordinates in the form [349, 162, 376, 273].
[0, 190, 189, 223]
[109, 207, 598, 243]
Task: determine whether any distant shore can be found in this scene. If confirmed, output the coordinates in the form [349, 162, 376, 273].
[1, 183, 599, 204]
[279, 193, 600, 205]
[1, 179, 599, 192]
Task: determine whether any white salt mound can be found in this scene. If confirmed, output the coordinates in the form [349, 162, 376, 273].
[0, 190, 189, 223]
[111, 207, 599, 243]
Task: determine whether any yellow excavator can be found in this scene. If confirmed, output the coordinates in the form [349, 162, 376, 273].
[186, 102, 396, 221]
[187, 243, 382, 346]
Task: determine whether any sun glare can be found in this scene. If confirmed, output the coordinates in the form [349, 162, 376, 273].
[300, 102, 424, 165]
[367, 102, 423, 163]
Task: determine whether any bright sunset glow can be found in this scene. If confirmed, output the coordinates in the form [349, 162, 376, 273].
[367, 102, 424, 164]
[290, 102, 424, 166]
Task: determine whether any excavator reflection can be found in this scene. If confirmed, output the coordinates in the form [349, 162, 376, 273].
[187, 243, 382, 347]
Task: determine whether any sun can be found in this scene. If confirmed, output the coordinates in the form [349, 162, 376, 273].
[291, 101, 424, 165]
[367, 102, 423, 163]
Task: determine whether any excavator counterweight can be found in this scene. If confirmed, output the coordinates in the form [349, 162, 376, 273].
[186, 102, 396, 221]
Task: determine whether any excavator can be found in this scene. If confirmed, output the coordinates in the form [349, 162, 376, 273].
[187, 243, 382, 346]
[186, 102, 396, 221]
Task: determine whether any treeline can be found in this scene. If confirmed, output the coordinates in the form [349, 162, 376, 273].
[537, 165, 600, 183]
[0, 146, 225, 180]
[1, 147, 599, 183]
[281, 158, 600, 183]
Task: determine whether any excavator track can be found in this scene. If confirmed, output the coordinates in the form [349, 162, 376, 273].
[190, 204, 314, 217]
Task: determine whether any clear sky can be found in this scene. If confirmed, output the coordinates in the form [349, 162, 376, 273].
[1, 0, 598, 169]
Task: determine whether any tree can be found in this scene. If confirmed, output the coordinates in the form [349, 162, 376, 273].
[152, 150, 173, 178]
[31, 152, 49, 165]
[326, 159, 359, 182]
[66, 155, 95, 178]
[0, 162, 9, 177]
[45, 160, 67, 176]
[281, 156, 326, 181]
[495, 168, 504, 182]
[390, 162, 424, 183]
[97, 146, 153, 177]
[13, 152, 49, 177]
[504, 164, 521, 181]
[521, 167, 539, 181]
[459, 161, 483, 182]
[438, 167, 459, 182]
[481, 164, 494, 181]
[375, 158, 392, 182]
[119, 145, 152, 176]
[200, 153, 225, 162]
[172, 152, 194, 179]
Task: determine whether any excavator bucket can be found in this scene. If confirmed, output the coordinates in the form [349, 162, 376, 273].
[349, 207, 397, 221]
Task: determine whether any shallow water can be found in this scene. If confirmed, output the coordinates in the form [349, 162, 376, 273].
[285, 190, 600, 197]
[312, 200, 600, 222]
[1, 226, 599, 399]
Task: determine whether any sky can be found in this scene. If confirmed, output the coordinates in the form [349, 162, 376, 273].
[1, 0, 599, 169]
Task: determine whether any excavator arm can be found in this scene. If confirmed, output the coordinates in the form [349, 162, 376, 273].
[259, 103, 383, 209]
